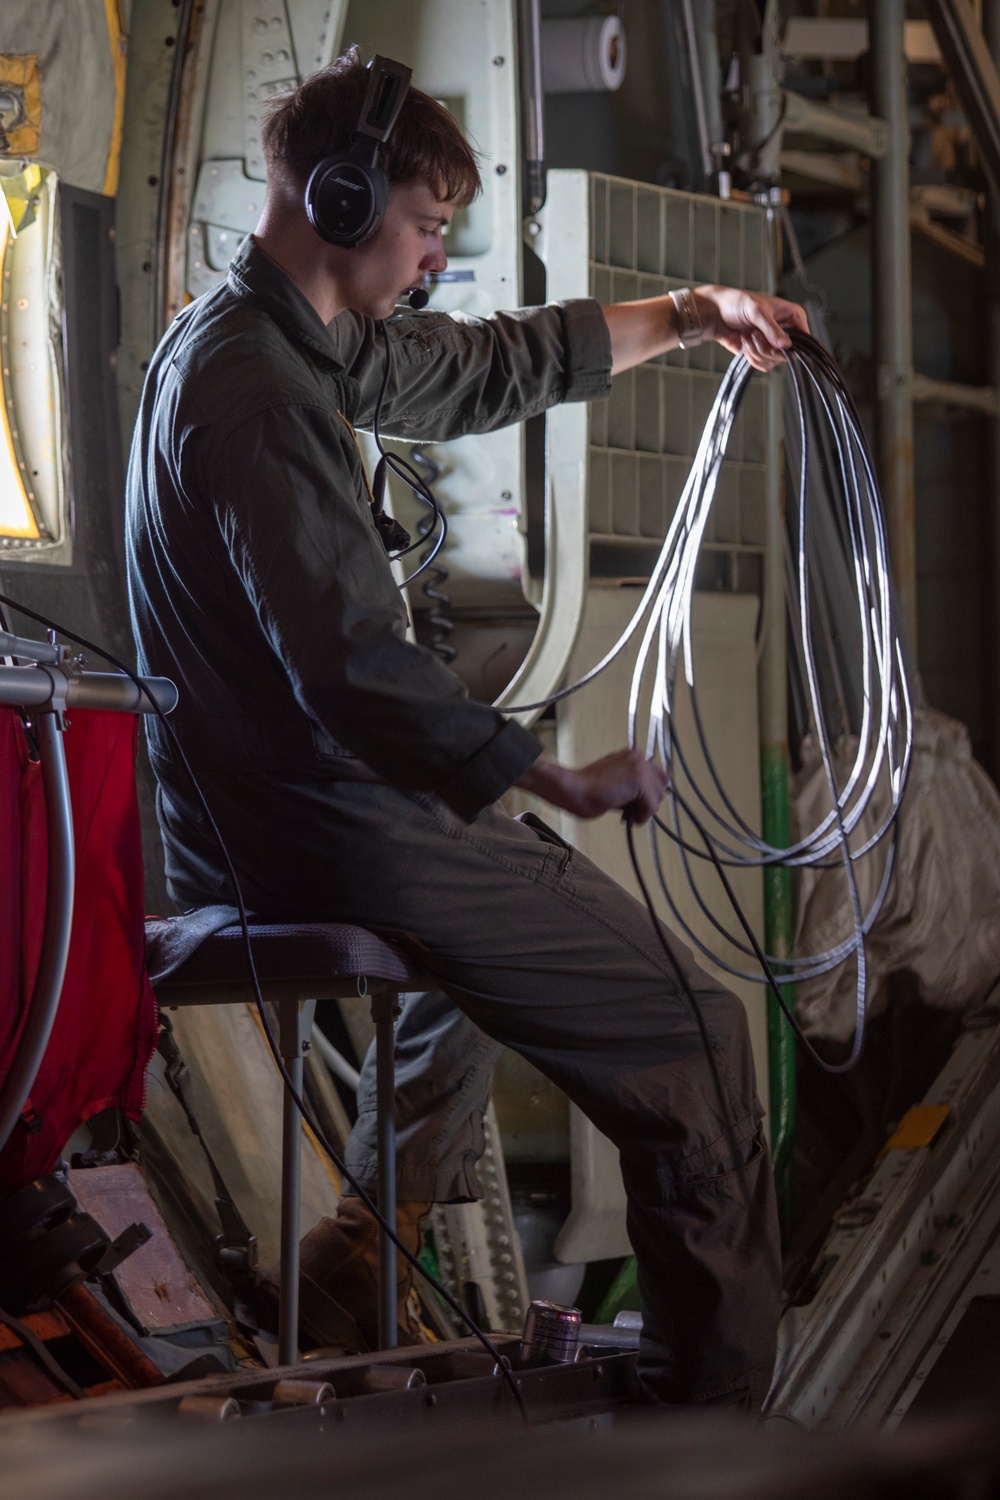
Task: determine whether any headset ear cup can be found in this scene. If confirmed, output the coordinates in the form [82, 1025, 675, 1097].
[358, 167, 388, 245]
[305, 155, 388, 247]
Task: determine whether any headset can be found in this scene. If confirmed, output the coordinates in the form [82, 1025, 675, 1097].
[305, 53, 420, 262]
[305, 54, 439, 566]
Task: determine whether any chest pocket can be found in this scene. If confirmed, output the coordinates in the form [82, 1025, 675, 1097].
[311, 721, 356, 761]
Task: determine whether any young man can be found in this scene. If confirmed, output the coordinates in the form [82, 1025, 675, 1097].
[127, 51, 807, 1405]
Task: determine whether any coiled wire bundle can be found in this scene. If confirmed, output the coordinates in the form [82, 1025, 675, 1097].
[510, 330, 912, 1072]
[410, 445, 457, 664]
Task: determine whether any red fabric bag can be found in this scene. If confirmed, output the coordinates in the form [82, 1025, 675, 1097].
[0, 708, 157, 1196]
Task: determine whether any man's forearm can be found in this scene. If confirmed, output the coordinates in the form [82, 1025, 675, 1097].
[603, 296, 678, 376]
[602, 285, 807, 378]
[514, 749, 669, 824]
[515, 753, 577, 806]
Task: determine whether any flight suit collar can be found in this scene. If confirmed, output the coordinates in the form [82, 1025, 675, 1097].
[227, 234, 345, 369]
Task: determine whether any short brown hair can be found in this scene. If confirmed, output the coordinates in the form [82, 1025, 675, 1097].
[262, 48, 481, 205]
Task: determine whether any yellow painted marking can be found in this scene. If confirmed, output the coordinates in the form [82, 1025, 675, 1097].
[102, 0, 128, 198]
[0, 55, 41, 158]
[1, 162, 44, 236]
[879, 1103, 950, 1156]
[0, 215, 40, 539]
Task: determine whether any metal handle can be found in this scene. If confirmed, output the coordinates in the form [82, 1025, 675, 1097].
[0, 713, 76, 1151]
[0, 631, 61, 664]
[0, 666, 177, 715]
[519, 0, 546, 216]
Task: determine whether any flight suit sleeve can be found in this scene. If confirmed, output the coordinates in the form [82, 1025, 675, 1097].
[333, 299, 613, 439]
[209, 400, 541, 820]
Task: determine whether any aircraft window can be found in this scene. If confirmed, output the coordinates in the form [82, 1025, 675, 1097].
[0, 164, 66, 550]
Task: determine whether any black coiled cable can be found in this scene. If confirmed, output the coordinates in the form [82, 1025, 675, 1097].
[410, 445, 457, 664]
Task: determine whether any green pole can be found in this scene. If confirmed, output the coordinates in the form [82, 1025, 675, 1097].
[761, 744, 796, 1214]
[759, 360, 796, 1224]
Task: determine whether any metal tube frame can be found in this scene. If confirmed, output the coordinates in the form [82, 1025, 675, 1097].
[0, 665, 177, 715]
[870, 0, 918, 652]
[372, 991, 399, 1351]
[518, 0, 545, 216]
[678, 0, 715, 186]
[986, 0, 1000, 784]
[278, 998, 315, 1366]
[0, 712, 76, 1151]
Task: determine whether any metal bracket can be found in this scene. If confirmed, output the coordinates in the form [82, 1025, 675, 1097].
[216, 1232, 259, 1277]
[0, 631, 60, 664]
[278, 997, 317, 1060]
[94, 1221, 153, 1278]
[369, 990, 400, 1028]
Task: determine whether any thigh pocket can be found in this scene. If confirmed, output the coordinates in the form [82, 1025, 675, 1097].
[516, 810, 575, 877]
[672, 1126, 767, 1201]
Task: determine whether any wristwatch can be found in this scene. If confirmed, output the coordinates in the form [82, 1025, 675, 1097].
[668, 287, 704, 349]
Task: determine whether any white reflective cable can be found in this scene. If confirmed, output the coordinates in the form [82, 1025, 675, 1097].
[627, 342, 910, 1069]
[311, 1024, 361, 1091]
[501, 333, 912, 1072]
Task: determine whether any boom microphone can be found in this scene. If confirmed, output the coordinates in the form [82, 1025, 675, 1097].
[407, 285, 429, 310]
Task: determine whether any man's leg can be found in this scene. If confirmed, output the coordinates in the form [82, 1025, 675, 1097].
[321, 791, 782, 1403]
[265, 991, 497, 1348]
[290, 991, 499, 1348]
[345, 988, 500, 1204]
[193, 775, 782, 1399]
[345, 975, 775, 1398]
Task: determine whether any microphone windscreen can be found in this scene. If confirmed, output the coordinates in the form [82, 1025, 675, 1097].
[407, 286, 430, 311]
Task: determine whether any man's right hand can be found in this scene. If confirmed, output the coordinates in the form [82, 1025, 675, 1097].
[515, 750, 669, 826]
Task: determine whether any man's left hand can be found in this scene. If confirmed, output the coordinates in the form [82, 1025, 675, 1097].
[604, 287, 810, 376]
[693, 286, 809, 372]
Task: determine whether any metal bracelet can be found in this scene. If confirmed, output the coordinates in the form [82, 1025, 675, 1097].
[668, 287, 704, 349]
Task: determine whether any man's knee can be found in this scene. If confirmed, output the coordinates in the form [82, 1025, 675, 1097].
[699, 984, 761, 1119]
[697, 981, 751, 1057]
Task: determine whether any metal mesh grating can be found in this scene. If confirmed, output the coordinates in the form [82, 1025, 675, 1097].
[585, 176, 776, 582]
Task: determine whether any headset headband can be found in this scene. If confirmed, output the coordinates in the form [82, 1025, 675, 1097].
[353, 55, 412, 158]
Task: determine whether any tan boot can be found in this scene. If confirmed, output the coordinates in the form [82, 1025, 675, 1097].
[261, 1196, 431, 1352]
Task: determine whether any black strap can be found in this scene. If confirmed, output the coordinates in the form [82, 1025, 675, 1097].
[371, 456, 412, 554]
[0, 1306, 87, 1400]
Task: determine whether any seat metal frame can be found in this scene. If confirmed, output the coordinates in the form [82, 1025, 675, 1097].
[154, 929, 423, 1365]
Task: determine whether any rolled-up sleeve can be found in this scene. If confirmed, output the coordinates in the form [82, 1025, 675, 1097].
[436, 718, 545, 822]
[332, 299, 613, 440]
[211, 402, 541, 819]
